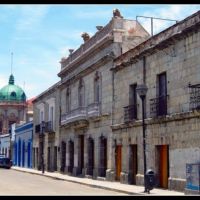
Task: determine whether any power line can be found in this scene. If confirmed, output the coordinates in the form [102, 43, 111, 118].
[136, 15, 178, 36]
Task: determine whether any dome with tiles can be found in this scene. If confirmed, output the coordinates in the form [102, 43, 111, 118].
[0, 74, 26, 102]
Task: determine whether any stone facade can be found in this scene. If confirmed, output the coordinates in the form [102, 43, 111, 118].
[31, 9, 200, 193]
[111, 10, 200, 192]
[32, 81, 61, 172]
[57, 10, 149, 179]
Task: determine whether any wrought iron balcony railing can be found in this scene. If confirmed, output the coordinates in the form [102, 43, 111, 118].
[35, 124, 42, 134]
[150, 95, 168, 117]
[189, 83, 200, 110]
[124, 104, 137, 123]
[45, 121, 55, 133]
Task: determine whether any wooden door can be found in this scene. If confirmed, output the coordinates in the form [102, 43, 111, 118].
[88, 138, 94, 176]
[47, 147, 50, 171]
[129, 145, 137, 184]
[115, 145, 122, 181]
[99, 137, 107, 177]
[157, 145, 169, 188]
[61, 141, 66, 172]
[54, 146, 57, 171]
[69, 141, 74, 173]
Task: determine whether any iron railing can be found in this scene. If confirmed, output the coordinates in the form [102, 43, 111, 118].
[35, 124, 42, 133]
[45, 121, 55, 133]
[150, 95, 168, 117]
[124, 104, 137, 123]
[189, 84, 200, 110]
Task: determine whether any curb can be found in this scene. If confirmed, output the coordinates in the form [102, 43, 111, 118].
[12, 168, 141, 195]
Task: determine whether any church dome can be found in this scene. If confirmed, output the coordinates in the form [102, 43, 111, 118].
[0, 74, 26, 102]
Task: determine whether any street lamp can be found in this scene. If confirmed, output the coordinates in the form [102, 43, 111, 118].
[41, 121, 46, 174]
[136, 84, 148, 193]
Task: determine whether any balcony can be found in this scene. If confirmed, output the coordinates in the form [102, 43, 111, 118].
[150, 95, 168, 117]
[45, 121, 55, 133]
[35, 124, 42, 134]
[124, 104, 137, 123]
[61, 107, 88, 127]
[87, 102, 101, 119]
[189, 83, 200, 110]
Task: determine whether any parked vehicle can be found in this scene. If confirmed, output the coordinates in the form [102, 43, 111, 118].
[0, 155, 12, 169]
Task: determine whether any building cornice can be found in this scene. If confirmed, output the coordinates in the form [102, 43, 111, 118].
[112, 10, 200, 72]
[59, 51, 115, 88]
[111, 110, 200, 131]
[58, 35, 113, 78]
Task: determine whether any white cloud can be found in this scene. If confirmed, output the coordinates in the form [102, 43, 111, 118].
[15, 5, 49, 31]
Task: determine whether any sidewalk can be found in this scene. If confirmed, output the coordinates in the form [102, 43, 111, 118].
[11, 166, 184, 196]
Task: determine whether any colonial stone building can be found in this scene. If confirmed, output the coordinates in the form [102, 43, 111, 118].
[111, 10, 200, 192]
[32, 81, 61, 172]
[32, 9, 200, 193]
[57, 9, 149, 178]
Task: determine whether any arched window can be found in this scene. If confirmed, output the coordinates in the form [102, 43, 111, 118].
[66, 87, 71, 113]
[10, 91, 16, 100]
[78, 78, 85, 107]
[94, 71, 101, 103]
[21, 93, 26, 101]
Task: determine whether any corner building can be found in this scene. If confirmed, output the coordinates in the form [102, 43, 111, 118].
[58, 10, 149, 178]
[32, 82, 61, 172]
[111, 10, 200, 192]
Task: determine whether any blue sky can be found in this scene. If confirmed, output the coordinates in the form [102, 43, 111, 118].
[0, 4, 200, 100]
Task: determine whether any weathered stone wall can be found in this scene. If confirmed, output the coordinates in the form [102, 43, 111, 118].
[112, 24, 200, 191]
[33, 84, 60, 171]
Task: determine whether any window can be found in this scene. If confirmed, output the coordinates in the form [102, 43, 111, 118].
[49, 106, 54, 130]
[94, 71, 101, 103]
[78, 78, 85, 107]
[129, 84, 137, 106]
[10, 92, 16, 100]
[40, 111, 44, 123]
[157, 72, 167, 116]
[21, 93, 26, 101]
[66, 87, 71, 112]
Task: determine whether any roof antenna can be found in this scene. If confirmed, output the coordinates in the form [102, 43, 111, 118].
[11, 52, 13, 75]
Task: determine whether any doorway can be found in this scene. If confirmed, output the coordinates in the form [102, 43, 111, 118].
[156, 145, 169, 188]
[68, 140, 74, 173]
[99, 136, 107, 177]
[61, 141, 66, 173]
[87, 138, 94, 176]
[129, 144, 137, 184]
[115, 145, 122, 181]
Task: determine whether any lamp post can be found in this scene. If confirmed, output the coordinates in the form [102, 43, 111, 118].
[136, 84, 148, 193]
[41, 121, 46, 174]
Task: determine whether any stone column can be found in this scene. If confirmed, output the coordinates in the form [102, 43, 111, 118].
[106, 136, 116, 181]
